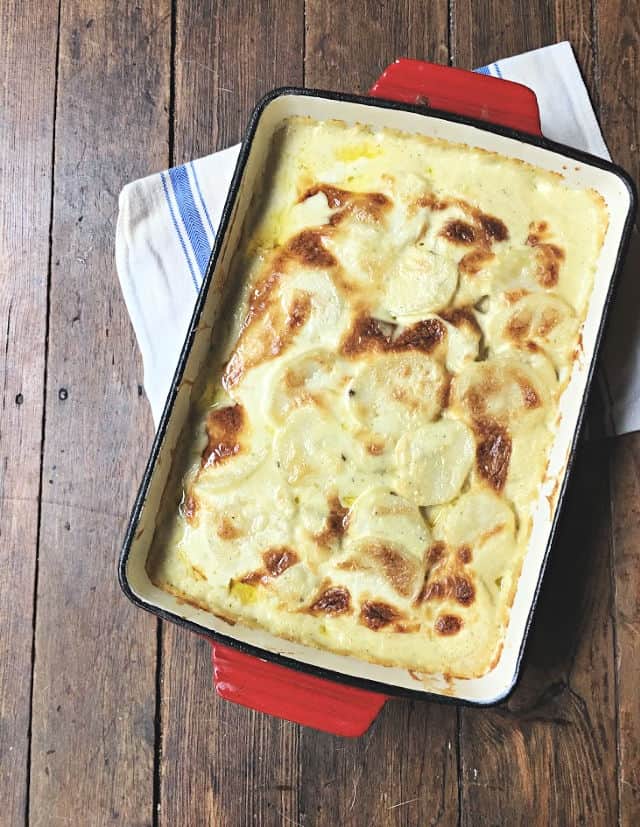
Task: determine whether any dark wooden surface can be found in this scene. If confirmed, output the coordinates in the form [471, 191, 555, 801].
[1, 1, 638, 825]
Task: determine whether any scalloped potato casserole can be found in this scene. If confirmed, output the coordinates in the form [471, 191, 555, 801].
[147, 116, 608, 677]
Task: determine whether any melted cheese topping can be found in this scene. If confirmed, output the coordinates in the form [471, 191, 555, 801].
[147, 117, 608, 678]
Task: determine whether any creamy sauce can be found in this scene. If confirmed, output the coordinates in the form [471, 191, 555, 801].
[147, 117, 608, 678]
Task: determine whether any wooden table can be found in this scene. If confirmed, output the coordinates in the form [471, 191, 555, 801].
[2, 1, 639, 824]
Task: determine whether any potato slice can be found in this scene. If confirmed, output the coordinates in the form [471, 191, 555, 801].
[274, 407, 349, 486]
[394, 420, 475, 506]
[450, 353, 556, 429]
[266, 348, 341, 426]
[346, 487, 431, 558]
[383, 247, 458, 320]
[490, 292, 578, 369]
[431, 488, 518, 589]
[348, 352, 446, 443]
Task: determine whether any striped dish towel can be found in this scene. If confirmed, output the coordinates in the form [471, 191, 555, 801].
[117, 40, 633, 435]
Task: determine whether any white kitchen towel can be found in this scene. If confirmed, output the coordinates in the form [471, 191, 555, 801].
[116, 40, 633, 433]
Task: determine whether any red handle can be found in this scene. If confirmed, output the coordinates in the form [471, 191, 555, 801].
[370, 58, 542, 136]
[212, 643, 387, 736]
[210, 59, 543, 736]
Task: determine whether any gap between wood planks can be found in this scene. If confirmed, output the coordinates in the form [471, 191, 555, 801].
[25, 1, 63, 824]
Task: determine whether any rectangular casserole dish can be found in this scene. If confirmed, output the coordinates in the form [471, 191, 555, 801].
[119, 61, 636, 733]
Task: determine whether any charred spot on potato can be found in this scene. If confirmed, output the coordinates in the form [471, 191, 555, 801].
[202, 405, 244, 467]
[217, 516, 241, 540]
[309, 586, 351, 615]
[428, 542, 446, 564]
[518, 379, 541, 409]
[287, 229, 337, 268]
[435, 614, 463, 635]
[299, 183, 391, 225]
[314, 496, 350, 547]
[393, 318, 447, 354]
[263, 547, 299, 577]
[457, 546, 472, 564]
[526, 227, 565, 289]
[286, 293, 312, 330]
[441, 220, 477, 244]
[478, 213, 508, 242]
[474, 419, 512, 492]
[365, 541, 419, 597]
[341, 315, 391, 355]
[453, 576, 475, 606]
[360, 600, 399, 630]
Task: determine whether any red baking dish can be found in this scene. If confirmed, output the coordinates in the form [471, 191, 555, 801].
[119, 59, 636, 736]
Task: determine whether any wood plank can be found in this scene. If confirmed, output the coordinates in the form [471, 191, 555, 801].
[452, 3, 619, 824]
[158, 3, 304, 826]
[554, 0, 596, 92]
[610, 435, 640, 824]
[458, 440, 617, 825]
[28, 2, 170, 824]
[452, 0, 555, 68]
[304, 0, 449, 93]
[0, 1, 59, 823]
[160, 629, 302, 826]
[297, 701, 458, 827]
[598, 2, 640, 821]
[300, 4, 458, 825]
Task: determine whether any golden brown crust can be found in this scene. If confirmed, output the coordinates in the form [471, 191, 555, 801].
[286, 229, 337, 268]
[421, 575, 475, 607]
[393, 318, 447, 354]
[526, 221, 565, 288]
[441, 219, 477, 245]
[241, 547, 300, 585]
[360, 600, 401, 630]
[299, 183, 392, 226]
[308, 585, 352, 615]
[474, 419, 512, 492]
[457, 546, 472, 564]
[313, 495, 350, 547]
[366, 541, 420, 597]
[217, 516, 242, 540]
[341, 315, 446, 357]
[263, 547, 299, 577]
[435, 614, 463, 635]
[202, 405, 244, 468]
[439, 306, 482, 335]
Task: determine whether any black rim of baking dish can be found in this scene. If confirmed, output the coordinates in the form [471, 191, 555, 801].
[119, 85, 637, 707]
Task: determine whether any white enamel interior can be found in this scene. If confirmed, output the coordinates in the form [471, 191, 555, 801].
[124, 92, 632, 703]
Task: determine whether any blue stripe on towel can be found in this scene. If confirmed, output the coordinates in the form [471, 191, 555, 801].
[168, 165, 211, 276]
[161, 172, 200, 292]
[189, 161, 216, 237]
[475, 65, 491, 75]
[493, 62, 503, 79]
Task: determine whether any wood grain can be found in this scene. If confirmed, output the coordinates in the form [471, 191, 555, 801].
[300, 4, 459, 825]
[452, 3, 619, 824]
[158, 3, 304, 826]
[598, 2, 640, 820]
[0, 1, 59, 824]
[598, 0, 640, 821]
[1, 2, 638, 824]
[452, 0, 556, 68]
[27, 2, 169, 825]
[459, 440, 617, 825]
[304, 0, 449, 93]
[610, 435, 640, 824]
[297, 700, 458, 827]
